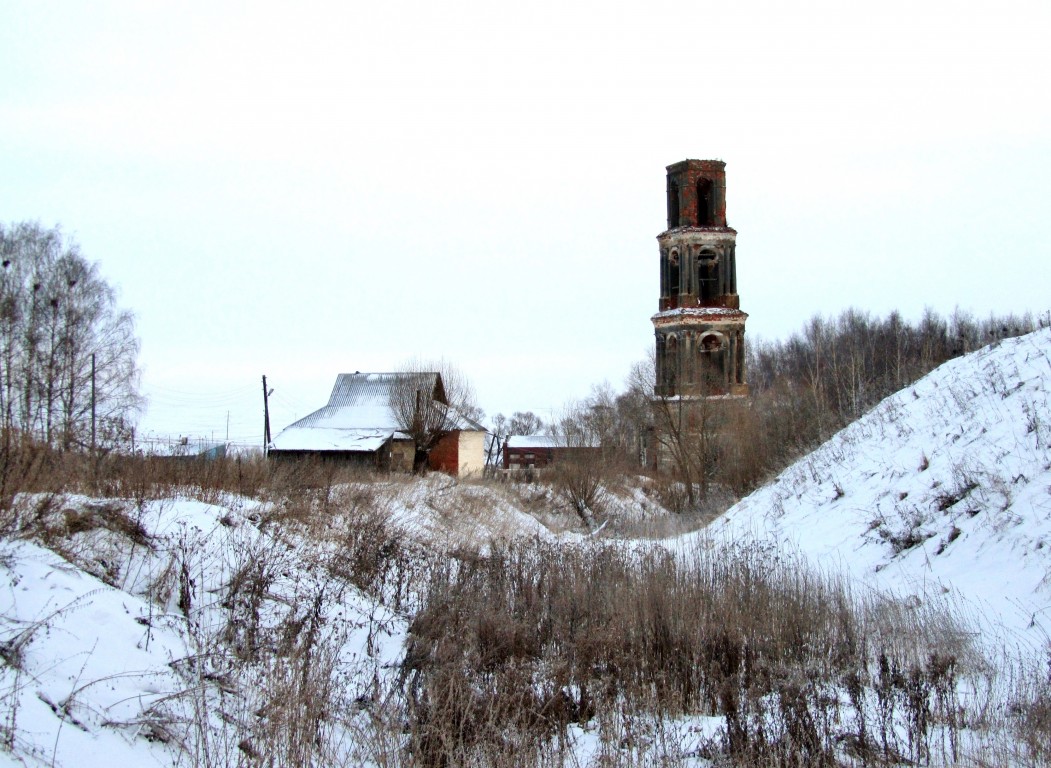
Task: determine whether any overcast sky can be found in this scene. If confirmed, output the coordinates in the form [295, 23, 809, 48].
[2, 0, 1049, 446]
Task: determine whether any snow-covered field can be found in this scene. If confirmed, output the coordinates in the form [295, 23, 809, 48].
[2, 328, 1050, 765]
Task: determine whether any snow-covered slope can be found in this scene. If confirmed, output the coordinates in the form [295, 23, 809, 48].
[703, 328, 1051, 648]
[0, 474, 604, 767]
[0, 496, 409, 767]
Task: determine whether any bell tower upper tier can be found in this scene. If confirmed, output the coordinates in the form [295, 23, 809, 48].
[666, 159, 727, 229]
[657, 159, 739, 313]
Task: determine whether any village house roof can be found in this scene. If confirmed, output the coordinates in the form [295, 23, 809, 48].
[505, 435, 565, 449]
[505, 434, 600, 449]
[269, 372, 483, 453]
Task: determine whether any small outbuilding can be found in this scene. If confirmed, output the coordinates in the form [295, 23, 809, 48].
[503, 435, 601, 471]
[268, 372, 485, 476]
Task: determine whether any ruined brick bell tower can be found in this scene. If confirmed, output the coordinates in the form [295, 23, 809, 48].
[653, 159, 749, 397]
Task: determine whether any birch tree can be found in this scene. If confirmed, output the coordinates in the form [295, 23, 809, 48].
[0, 222, 142, 450]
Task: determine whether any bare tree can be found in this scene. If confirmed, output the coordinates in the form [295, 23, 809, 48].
[0, 222, 142, 451]
[387, 358, 480, 472]
[548, 401, 606, 528]
[509, 411, 544, 436]
[576, 382, 651, 471]
[626, 351, 727, 510]
[485, 412, 510, 469]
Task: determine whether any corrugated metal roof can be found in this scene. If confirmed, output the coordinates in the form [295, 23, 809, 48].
[269, 426, 407, 453]
[283, 372, 441, 432]
[326, 372, 444, 408]
[282, 403, 400, 431]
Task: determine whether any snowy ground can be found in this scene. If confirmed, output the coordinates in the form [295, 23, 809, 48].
[696, 328, 1051, 652]
[0, 495, 411, 767]
[0, 477, 590, 767]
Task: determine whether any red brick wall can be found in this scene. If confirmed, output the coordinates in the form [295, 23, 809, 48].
[666, 159, 727, 229]
[428, 431, 461, 474]
[504, 446, 603, 469]
[504, 446, 555, 469]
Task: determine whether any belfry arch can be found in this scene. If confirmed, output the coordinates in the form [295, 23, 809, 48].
[697, 178, 714, 226]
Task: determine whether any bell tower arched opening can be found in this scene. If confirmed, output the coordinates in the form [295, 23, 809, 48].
[697, 249, 719, 303]
[697, 178, 713, 226]
[668, 251, 680, 301]
[667, 180, 680, 229]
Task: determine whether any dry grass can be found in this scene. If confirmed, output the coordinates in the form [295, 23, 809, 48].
[398, 537, 990, 766]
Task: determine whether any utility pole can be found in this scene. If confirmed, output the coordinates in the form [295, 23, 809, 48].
[262, 375, 272, 456]
[90, 353, 96, 452]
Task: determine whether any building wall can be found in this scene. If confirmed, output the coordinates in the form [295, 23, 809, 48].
[504, 446, 603, 470]
[505, 446, 556, 469]
[456, 431, 485, 476]
[666, 159, 727, 229]
[658, 230, 739, 312]
[653, 315, 749, 397]
[267, 448, 383, 468]
[428, 430, 485, 476]
[390, 438, 415, 473]
[429, 431, 460, 474]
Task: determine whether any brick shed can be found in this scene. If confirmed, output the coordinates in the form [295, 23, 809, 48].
[503, 435, 600, 471]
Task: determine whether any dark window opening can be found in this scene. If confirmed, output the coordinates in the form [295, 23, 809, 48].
[665, 336, 679, 392]
[699, 334, 727, 390]
[698, 252, 719, 302]
[667, 181, 680, 228]
[655, 335, 666, 393]
[668, 252, 680, 297]
[696, 178, 713, 227]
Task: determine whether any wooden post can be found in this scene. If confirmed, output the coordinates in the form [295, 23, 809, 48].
[262, 375, 272, 456]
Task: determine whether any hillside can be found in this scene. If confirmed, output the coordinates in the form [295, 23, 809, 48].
[703, 327, 1051, 648]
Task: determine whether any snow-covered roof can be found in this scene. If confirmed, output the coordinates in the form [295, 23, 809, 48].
[269, 426, 410, 453]
[505, 434, 599, 449]
[269, 372, 481, 453]
[326, 372, 444, 411]
[506, 435, 565, 449]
